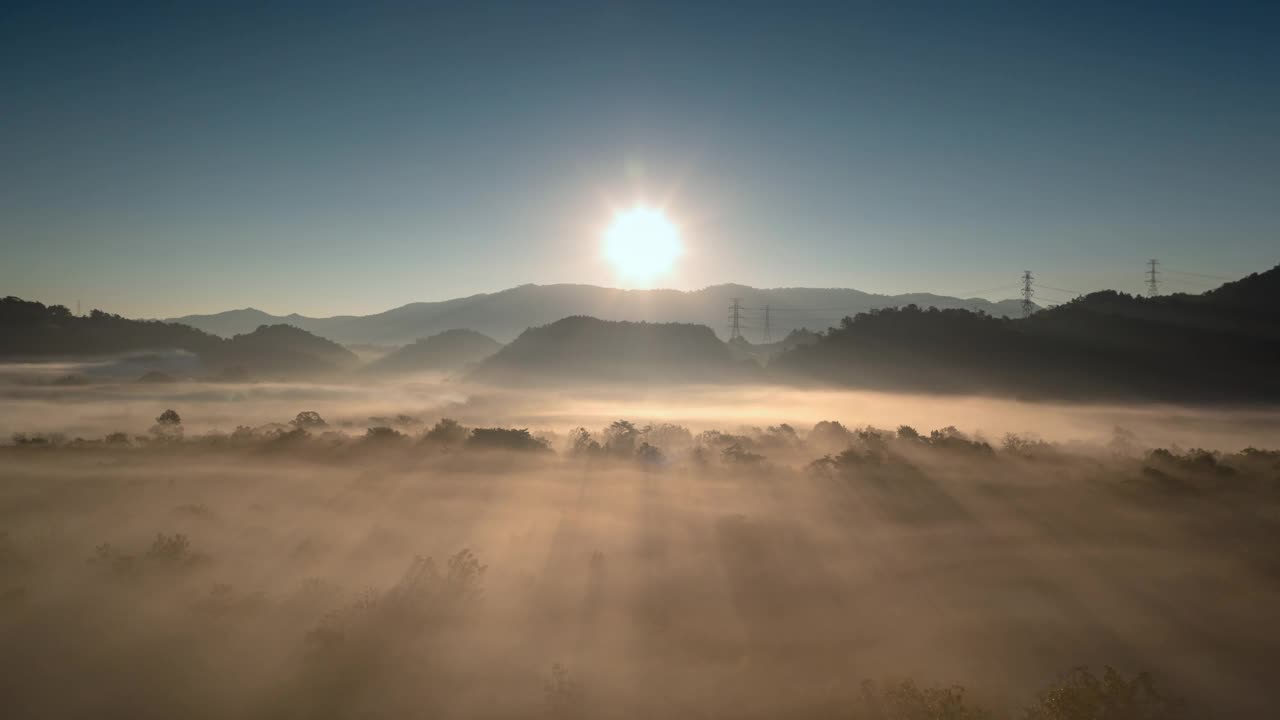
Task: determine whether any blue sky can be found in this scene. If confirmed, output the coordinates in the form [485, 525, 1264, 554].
[2, 1, 1278, 316]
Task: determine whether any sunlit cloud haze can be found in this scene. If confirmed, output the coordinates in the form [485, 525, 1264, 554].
[2, 1, 1278, 316]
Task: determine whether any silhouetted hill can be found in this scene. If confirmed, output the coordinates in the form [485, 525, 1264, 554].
[1, 297, 356, 378]
[169, 284, 1028, 345]
[207, 324, 360, 378]
[363, 329, 501, 375]
[167, 307, 283, 338]
[2, 297, 222, 358]
[1201, 264, 1280, 310]
[773, 264, 1280, 403]
[727, 328, 822, 365]
[471, 316, 749, 383]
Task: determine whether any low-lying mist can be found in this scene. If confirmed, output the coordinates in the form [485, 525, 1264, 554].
[3, 367, 1280, 718]
[5, 363, 1280, 451]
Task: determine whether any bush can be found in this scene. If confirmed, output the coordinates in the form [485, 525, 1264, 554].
[423, 418, 469, 447]
[467, 427, 549, 452]
[544, 663, 585, 719]
[308, 549, 487, 651]
[855, 678, 992, 720]
[1024, 666, 1182, 720]
[722, 443, 765, 465]
[364, 426, 405, 442]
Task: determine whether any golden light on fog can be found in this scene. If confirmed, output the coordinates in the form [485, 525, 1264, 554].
[603, 206, 682, 285]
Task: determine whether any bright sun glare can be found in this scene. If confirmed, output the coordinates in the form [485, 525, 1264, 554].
[604, 206, 682, 284]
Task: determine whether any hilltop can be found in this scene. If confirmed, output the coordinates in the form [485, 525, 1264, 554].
[0, 297, 357, 379]
[363, 329, 502, 376]
[470, 316, 751, 383]
[773, 264, 1280, 402]
[208, 324, 359, 378]
[169, 284, 1028, 345]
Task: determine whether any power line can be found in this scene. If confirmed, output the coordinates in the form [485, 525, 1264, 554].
[764, 306, 858, 312]
[946, 283, 1023, 298]
[1164, 268, 1230, 280]
[1037, 284, 1081, 296]
[1163, 276, 1217, 286]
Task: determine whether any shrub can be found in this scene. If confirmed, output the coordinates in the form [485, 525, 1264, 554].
[104, 431, 131, 446]
[364, 426, 405, 442]
[1024, 666, 1182, 720]
[721, 443, 765, 465]
[423, 418, 469, 447]
[544, 663, 585, 719]
[146, 533, 193, 565]
[636, 442, 664, 466]
[307, 549, 487, 652]
[856, 678, 992, 720]
[467, 427, 549, 452]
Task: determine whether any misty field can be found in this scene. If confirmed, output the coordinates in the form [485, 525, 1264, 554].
[3, 378, 1280, 718]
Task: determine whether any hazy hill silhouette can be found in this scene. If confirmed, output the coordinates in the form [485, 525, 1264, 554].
[207, 324, 359, 378]
[2, 297, 221, 358]
[169, 284, 1028, 345]
[727, 328, 821, 365]
[470, 316, 750, 383]
[1, 297, 356, 379]
[774, 264, 1280, 402]
[363, 329, 501, 376]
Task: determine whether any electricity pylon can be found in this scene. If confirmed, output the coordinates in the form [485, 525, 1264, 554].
[728, 298, 744, 341]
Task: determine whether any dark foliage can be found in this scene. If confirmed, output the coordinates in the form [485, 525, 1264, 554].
[774, 265, 1280, 403]
[471, 315, 751, 383]
[466, 427, 550, 452]
[363, 328, 501, 375]
[0, 297, 357, 378]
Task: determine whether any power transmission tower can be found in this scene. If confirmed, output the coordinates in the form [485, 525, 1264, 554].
[727, 298, 744, 341]
[1146, 258, 1160, 297]
[76, 299, 81, 316]
[1020, 270, 1035, 317]
[762, 304, 772, 344]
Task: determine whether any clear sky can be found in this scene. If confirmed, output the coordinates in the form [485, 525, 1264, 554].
[2, 1, 1278, 317]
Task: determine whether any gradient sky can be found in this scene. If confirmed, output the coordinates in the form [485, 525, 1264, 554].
[3, 1, 1278, 317]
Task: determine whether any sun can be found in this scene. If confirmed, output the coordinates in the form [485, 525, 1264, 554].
[603, 206, 682, 284]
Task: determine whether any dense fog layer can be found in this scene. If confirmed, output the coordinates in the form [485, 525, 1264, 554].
[3, 366, 1280, 718]
[5, 361, 1280, 451]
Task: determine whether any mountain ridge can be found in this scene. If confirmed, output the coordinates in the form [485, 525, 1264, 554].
[168, 283, 1029, 345]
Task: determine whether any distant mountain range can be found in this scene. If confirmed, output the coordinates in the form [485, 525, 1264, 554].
[8, 265, 1276, 402]
[168, 284, 1029, 346]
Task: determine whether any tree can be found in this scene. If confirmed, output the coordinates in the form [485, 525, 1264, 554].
[423, 418, 469, 447]
[150, 409, 183, 442]
[1024, 666, 1182, 720]
[291, 410, 327, 429]
[603, 420, 640, 457]
[568, 427, 602, 457]
[467, 427, 549, 452]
